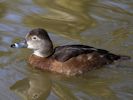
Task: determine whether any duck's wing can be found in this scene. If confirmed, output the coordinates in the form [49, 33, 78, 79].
[52, 45, 116, 62]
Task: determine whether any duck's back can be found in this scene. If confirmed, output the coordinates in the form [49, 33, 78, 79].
[52, 45, 123, 62]
[50, 45, 125, 75]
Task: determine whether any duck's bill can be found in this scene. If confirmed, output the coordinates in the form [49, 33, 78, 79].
[11, 40, 27, 48]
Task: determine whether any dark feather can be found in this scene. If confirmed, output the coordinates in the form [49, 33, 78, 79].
[52, 45, 102, 62]
[52, 45, 130, 62]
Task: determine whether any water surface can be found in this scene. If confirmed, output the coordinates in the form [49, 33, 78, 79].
[0, 0, 133, 100]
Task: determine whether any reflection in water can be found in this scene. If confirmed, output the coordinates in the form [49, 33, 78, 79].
[24, 0, 96, 39]
[10, 72, 52, 100]
[88, 0, 133, 22]
[0, 2, 6, 18]
[10, 68, 133, 100]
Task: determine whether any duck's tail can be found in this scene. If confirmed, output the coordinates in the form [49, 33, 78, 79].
[118, 55, 131, 60]
[105, 53, 131, 62]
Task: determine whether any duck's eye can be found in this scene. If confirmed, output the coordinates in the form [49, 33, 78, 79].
[32, 36, 37, 40]
[33, 37, 36, 39]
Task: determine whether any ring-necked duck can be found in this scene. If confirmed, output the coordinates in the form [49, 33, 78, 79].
[11, 28, 130, 75]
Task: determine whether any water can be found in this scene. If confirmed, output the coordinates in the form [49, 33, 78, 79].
[0, 0, 133, 100]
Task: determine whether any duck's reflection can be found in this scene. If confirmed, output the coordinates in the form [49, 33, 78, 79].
[10, 71, 78, 100]
[10, 70, 120, 100]
[10, 72, 52, 100]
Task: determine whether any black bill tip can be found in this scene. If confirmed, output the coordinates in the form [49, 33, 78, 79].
[10, 44, 16, 48]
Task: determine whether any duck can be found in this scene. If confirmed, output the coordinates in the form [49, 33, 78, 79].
[11, 28, 130, 76]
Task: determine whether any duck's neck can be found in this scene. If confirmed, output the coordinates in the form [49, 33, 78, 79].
[33, 49, 53, 58]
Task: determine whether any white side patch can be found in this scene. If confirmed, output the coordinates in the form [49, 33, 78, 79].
[100, 55, 104, 58]
[87, 56, 92, 60]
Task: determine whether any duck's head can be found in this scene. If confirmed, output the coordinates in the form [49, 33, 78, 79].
[11, 28, 53, 57]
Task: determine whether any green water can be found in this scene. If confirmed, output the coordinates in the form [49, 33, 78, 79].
[0, 0, 133, 100]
